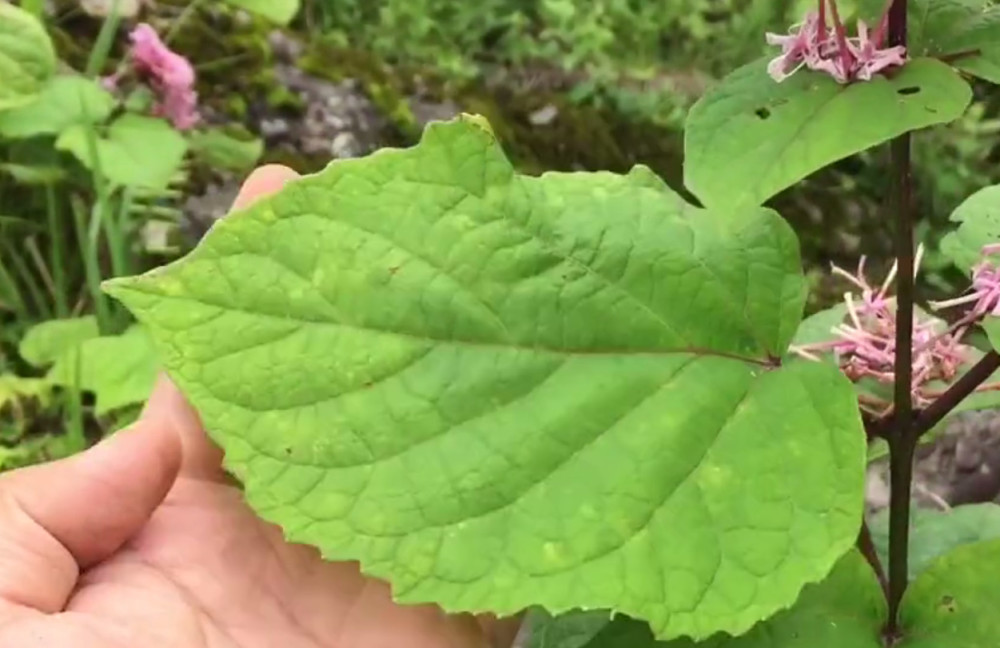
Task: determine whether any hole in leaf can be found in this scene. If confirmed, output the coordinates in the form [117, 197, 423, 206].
[754, 107, 771, 119]
[897, 86, 921, 96]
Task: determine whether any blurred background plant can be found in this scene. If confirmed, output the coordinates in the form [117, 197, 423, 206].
[1, 0, 998, 470]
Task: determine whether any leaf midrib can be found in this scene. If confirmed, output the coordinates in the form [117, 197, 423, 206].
[123, 283, 774, 366]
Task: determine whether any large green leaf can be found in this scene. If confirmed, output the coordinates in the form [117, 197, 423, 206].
[222, 0, 300, 24]
[684, 59, 971, 211]
[858, 0, 1000, 84]
[0, 3, 56, 110]
[47, 325, 158, 415]
[870, 504, 1000, 580]
[19, 316, 100, 368]
[56, 114, 187, 190]
[582, 552, 886, 647]
[105, 116, 866, 641]
[582, 538, 1000, 647]
[0, 75, 115, 138]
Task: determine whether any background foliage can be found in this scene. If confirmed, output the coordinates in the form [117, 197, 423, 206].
[1, 0, 999, 488]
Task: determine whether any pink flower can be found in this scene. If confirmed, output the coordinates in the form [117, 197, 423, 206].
[112, 23, 199, 130]
[792, 246, 971, 412]
[849, 19, 907, 81]
[765, 0, 906, 84]
[766, 11, 824, 82]
[931, 244, 1000, 321]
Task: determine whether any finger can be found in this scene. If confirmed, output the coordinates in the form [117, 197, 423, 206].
[232, 164, 300, 210]
[0, 398, 181, 614]
[165, 164, 300, 480]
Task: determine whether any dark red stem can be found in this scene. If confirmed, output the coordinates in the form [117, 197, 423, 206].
[915, 351, 1000, 438]
[885, 0, 912, 641]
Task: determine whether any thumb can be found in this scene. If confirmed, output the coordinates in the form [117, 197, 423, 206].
[0, 380, 182, 614]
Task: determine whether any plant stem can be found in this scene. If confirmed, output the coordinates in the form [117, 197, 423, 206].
[915, 351, 1000, 437]
[885, 0, 913, 639]
[85, 0, 122, 78]
[858, 519, 889, 599]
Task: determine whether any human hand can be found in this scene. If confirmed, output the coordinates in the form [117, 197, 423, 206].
[0, 166, 522, 648]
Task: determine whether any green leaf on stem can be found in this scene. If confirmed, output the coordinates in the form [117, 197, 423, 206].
[188, 127, 264, 172]
[19, 316, 100, 368]
[940, 185, 1000, 271]
[938, 184, 1000, 347]
[0, 3, 56, 110]
[221, 0, 300, 25]
[0, 75, 115, 139]
[789, 303, 847, 354]
[898, 539, 1000, 646]
[56, 114, 188, 190]
[857, 0, 1000, 84]
[869, 504, 1000, 580]
[105, 116, 867, 641]
[47, 325, 158, 415]
[521, 609, 612, 648]
[684, 59, 971, 211]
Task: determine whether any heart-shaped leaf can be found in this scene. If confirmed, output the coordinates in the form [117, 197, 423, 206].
[684, 58, 971, 211]
[0, 3, 56, 110]
[105, 116, 866, 641]
[47, 325, 158, 415]
[57, 114, 187, 190]
[0, 75, 115, 139]
[19, 316, 100, 368]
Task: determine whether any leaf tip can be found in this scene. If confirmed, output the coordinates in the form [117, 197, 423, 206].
[457, 113, 495, 137]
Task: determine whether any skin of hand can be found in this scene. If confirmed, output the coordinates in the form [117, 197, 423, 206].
[0, 166, 523, 648]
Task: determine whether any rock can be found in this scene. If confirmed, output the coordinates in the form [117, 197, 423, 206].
[272, 62, 387, 160]
[409, 97, 461, 129]
[528, 104, 559, 126]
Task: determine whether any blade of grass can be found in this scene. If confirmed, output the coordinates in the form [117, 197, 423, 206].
[70, 195, 111, 331]
[85, 0, 122, 77]
[45, 184, 69, 318]
[0, 239, 51, 321]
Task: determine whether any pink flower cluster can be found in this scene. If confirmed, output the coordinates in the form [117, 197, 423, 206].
[105, 24, 199, 129]
[766, 0, 907, 84]
[931, 244, 1000, 321]
[792, 247, 979, 412]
